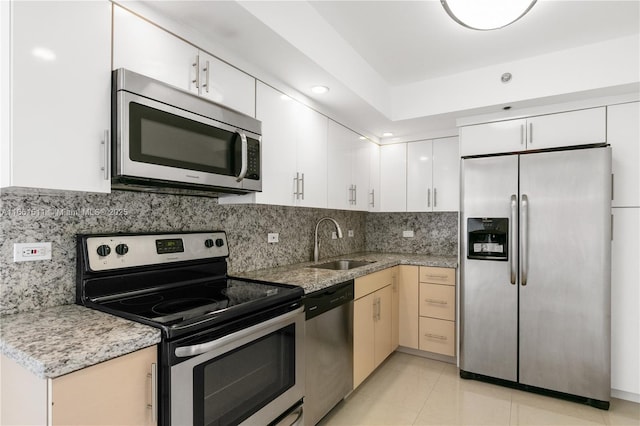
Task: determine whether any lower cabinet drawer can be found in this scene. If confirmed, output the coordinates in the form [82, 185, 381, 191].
[419, 317, 455, 357]
[419, 283, 455, 321]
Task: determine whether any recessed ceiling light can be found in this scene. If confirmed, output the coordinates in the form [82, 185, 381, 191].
[31, 47, 56, 61]
[311, 85, 329, 94]
[359, 136, 366, 140]
[382, 132, 394, 137]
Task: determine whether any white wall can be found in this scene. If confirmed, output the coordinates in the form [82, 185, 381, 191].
[392, 35, 640, 120]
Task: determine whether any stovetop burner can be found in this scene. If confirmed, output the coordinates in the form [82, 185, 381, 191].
[76, 231, 304, 339]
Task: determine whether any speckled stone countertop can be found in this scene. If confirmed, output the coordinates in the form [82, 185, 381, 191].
[0, 304, 161, 379]
[232, 252, 458, 294]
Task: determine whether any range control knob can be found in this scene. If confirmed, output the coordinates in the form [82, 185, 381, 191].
[115, 244, 129, 256]
[96, 244, 111, 257]
[215, 238, 225, 248]
[204, 239, 215, 248]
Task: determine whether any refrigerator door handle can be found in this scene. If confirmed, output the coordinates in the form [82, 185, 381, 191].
[510, 194, 517, 285]
[521, 194, 529, 286]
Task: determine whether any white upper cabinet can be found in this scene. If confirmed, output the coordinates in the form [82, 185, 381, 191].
[380, 144, 407, 212]
[368, 142, 381, 212]
[406, 137, 459, 212]
[113, 5, 255, 117]
[432, 137, 460, 211]
[253, 82, 327, 208]
[2, 1, 111, 193]
[194, 51, 255, 117]
[460, 107, 606, 157]
[607, 102, 639, 208]
[327, 121, 370, 211]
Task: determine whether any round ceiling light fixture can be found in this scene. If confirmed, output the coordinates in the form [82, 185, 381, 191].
[441, 0, 537, 31]
[311, 85, 330, 94]
[382, 132, 394, 137]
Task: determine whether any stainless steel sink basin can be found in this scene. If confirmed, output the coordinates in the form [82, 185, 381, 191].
[308, 259, 374, 271]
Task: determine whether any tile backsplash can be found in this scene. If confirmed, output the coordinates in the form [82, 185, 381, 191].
[0, 189, 457, 315]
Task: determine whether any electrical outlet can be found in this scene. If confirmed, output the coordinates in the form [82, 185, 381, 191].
[267, 233, 279, 243]
[348, 230, 354, 237]
[14, 242, 52, 262]
[402, 230, 415, 238]
[331, 232, 337, 240]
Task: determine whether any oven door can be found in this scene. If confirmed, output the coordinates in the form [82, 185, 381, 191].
[170, 306, 304, 426]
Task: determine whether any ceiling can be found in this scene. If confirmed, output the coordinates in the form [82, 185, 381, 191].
[138, 0, 640, 143]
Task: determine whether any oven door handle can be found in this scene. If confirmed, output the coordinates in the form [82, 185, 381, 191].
[175, 306, 303, 358]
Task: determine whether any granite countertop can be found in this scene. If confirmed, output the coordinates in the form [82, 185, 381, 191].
[232, 251, 458, 294]
[0, 252, 456, 379]
[0, 304, 161, 379]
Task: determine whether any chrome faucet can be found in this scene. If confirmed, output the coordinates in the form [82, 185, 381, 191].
[314, 217, 343, 262]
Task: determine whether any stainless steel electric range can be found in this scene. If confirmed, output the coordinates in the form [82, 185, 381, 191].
[76, 231, 305, 426]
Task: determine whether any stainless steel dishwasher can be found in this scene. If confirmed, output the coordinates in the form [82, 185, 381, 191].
[303, 280, 354, 426]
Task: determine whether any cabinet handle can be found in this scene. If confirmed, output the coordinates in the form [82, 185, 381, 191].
[369, 189, 375, 207]
[425, 274, 448, 280]
[293, 173, 300, 199]
[425, 333, 448, 341]
[427, 188, 431, 207]
[353, 184, 357, 205]
[300, 173, 305, 201]
[520, 124, 525, 145]
[425, 298, 447, 305]
[147, 363, 157, 423]
[529, 122, 533, 144]
[101, 130, 110, 180]
[202, 60, 210, 93]
[372, 298, 377, 321]
[434, 188, 437, 208]
[377, 298, 381, 320]
[192, 55, 200, 89]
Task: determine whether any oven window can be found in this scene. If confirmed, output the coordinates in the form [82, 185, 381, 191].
[129, 102, 237, 176]
[193, 324, 296, 426]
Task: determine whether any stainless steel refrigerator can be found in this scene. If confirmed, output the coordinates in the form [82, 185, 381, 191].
[459, 146, 611, 409]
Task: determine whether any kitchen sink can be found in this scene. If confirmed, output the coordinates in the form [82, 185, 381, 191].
[308, 259, 374, 271]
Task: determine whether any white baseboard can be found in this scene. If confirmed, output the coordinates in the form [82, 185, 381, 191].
[611, 388, 640, 403]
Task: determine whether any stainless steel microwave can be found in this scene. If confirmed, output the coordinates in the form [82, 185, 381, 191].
[111, 68, 261, 196]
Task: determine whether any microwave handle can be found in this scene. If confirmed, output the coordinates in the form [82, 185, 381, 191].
[236, 131, 248, 182]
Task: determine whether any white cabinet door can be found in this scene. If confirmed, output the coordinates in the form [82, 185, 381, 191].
[611, 208, 640, 397]
[352, 139, 371, 211]
[460, 119, 526, 157]
[432, 136, 460, 212]
[406, 140, 433, 212]
[327, 121, 354, 210]
[6, 1, 111, 193]
[254, 83, 297, 206]
[527, 107, 605, 151]
[380, 144, 407, 212]
[608, 102, 639, 208]
[295, 101, 327, 208]
[368, 142, 381, 212]
[196, 51, 255, 117]
[113, 5, 197, 93]
[327, 122, 371, 211]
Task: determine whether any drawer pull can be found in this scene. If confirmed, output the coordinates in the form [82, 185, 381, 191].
[426, 274, 448, 279]
[425, 298, 448, 305]
[425, 333, 448, 341]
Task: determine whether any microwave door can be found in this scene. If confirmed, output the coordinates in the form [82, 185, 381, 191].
[116, 92, 245, 190]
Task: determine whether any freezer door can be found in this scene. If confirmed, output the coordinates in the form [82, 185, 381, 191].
[519, 147, 611, 402]
[460, 155, 519, 382]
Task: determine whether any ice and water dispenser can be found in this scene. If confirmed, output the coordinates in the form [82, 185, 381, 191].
[467, 218, 509, 261]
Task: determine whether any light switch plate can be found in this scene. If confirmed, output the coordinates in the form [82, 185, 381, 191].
[14, 242, 52, 262]
[402, 230, 415, 238]
[267, 233, 279, 243]
[348, 230, 354, 237]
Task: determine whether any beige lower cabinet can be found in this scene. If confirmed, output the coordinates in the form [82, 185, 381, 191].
[398, 265, 457, 357]
[1, 345, 157, 425]
[353, 267, 395, 389]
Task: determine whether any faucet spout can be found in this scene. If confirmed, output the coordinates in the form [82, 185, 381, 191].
[314, 217, 343, 262]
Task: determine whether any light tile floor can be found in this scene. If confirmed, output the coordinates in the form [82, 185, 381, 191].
[319, 352, 640, 426]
